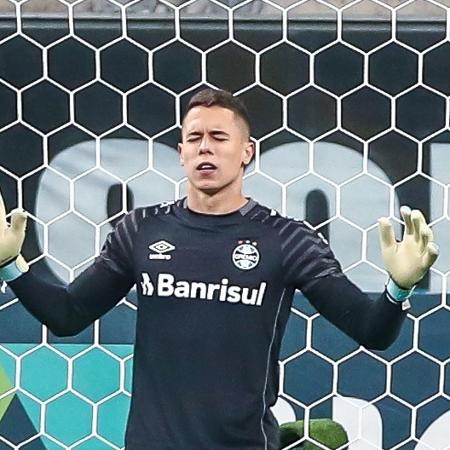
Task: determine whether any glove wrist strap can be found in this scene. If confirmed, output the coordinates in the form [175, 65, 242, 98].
[0, 255, 29, 282]
[386, 278, 415, 302]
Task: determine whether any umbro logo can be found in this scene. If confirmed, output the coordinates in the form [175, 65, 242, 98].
[149, 240, 175, 260]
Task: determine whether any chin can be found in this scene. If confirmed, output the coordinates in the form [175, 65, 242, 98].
[190, 177, 238, 195]
[198, 185, 221, 195]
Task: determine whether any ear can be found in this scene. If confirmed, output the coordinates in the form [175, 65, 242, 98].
[178, 143, 184, 166]
[242, 141, 255, 166]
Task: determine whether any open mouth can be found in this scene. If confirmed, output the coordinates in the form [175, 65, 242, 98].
[196, 162, 217, 172]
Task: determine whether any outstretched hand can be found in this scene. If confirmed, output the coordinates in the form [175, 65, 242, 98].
[0, 190, 27, 267]
[378, 206, 439, 289]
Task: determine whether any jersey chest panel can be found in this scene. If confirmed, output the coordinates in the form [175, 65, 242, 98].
[133, 216, 286, 311]
[130, 214, 290, 374]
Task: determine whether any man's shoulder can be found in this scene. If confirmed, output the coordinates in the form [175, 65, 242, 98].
[247, 202, 315, 234]
[127, 200, 181, 220]
[116, 200, 181, 232]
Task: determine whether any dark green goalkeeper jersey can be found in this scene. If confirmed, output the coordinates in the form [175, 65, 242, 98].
[10, 199, 407, 449]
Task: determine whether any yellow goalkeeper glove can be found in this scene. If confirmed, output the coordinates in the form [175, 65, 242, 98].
[378, 206, 439, 301]
[0, 190, 29, 282]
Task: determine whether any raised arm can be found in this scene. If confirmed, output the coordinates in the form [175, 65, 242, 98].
[283, 207, 439, 350]
[303, 275, 407, 350]
[0, 190, 137, 337]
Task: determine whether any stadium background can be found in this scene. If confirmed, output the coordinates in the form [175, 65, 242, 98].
[0, 0, 450, 448]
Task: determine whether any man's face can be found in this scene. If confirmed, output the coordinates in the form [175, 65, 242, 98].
[179, 105, 254, 195]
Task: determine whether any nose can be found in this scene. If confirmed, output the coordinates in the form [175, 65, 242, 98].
[199, 136, 212, 155]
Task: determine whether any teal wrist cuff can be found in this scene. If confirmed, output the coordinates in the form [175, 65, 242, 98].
[0, 258, 26, 282]
[386, 278, 415, 302]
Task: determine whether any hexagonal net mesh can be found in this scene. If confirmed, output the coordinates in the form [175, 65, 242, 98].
[0, 0, 449, 448]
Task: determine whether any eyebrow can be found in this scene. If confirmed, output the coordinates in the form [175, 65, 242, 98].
[210, 129, 229, 137]
[186, 129, 230, 137]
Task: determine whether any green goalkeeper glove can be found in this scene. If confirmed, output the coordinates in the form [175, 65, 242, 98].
[0, 190, 29, 282]
[378, 206, 439, 300]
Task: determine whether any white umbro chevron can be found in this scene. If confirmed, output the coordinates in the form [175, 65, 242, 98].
[149, 240, 175, 260]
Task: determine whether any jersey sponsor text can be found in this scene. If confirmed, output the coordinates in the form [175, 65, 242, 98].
[141, 272, 267, 306]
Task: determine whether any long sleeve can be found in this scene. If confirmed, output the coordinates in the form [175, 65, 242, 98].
[278, 218, 407, 350]
[9, 263, 134, 337]
[302, 275, 407, 350]
[7, 209, 145, 336]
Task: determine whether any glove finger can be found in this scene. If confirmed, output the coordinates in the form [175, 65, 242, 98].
[378, 217, 396, 249]
[411, 209, 426, 242]
[400, 205, 414, 236]
[422, 242, 439, 269]
[420, 227, 433, 254]
[420, 230, 429, 253]
[425, 225, 434, 241]
[10, 209, 27, 234]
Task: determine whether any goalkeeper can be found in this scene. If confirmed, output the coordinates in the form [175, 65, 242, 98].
[0, 89, 439, 450]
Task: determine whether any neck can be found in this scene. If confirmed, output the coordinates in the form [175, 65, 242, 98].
[187, 184, 247, 215]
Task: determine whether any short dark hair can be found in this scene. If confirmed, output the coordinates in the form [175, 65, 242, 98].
[182, 88, 252, 138]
